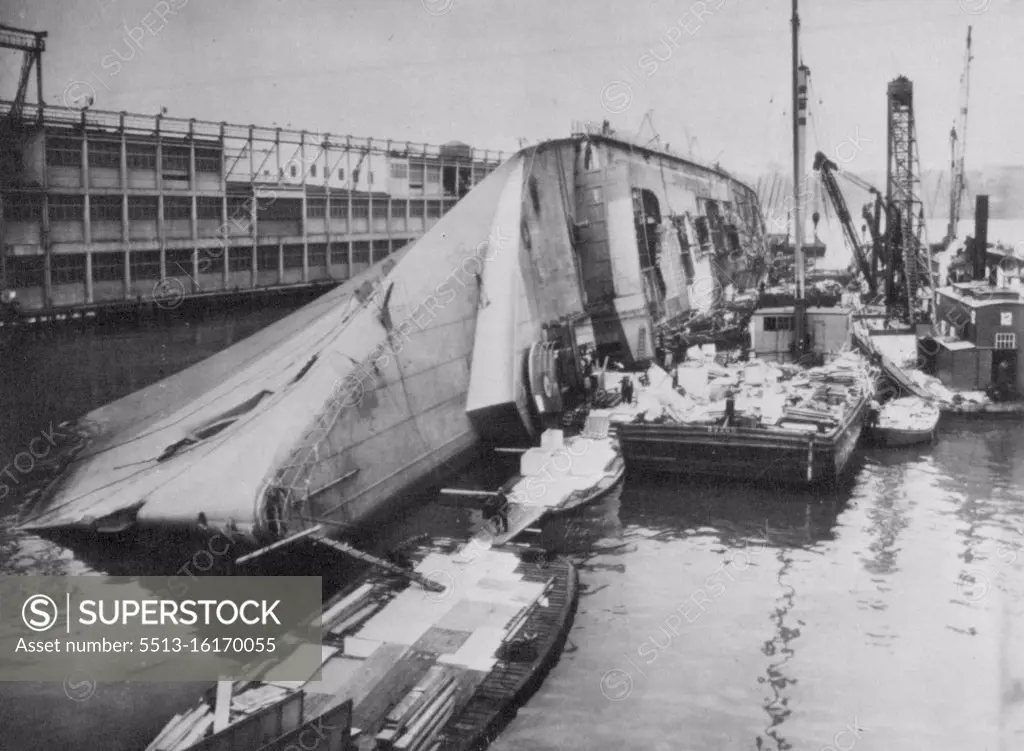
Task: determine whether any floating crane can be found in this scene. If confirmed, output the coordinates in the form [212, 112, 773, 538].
[813, 151, 883, 296]
[943, 26, 973, 251]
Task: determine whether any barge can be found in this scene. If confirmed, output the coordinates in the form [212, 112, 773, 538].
[617, 353, 873, 486]
[147, 540, 578, 751]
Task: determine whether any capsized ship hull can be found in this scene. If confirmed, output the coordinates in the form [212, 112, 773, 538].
[16, 157, 540, 544]
[17, 128, 770, 546]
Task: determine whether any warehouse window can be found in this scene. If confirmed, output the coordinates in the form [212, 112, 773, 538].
[128, 196, 159, 220]
[307, 199, 326, 218]
[165, 249, 194, 277]
[164, 197, 192, 220]
[3, 195, 42, 221]
[308, 244, 326, 267]
[329, 198, 347, 218]
[257, 246, 279, 271]
[352, 242, 370, 264]
[426, 165, 440, 184]
[337, 168, 345, 181]
[330, 243, 349, 265]
[372, 202, 388, 218]
[92, 251, 125, 282]
[126, 142, 157, 169]
[89, 140, 121, 169]
[258, 198, 301, 221]
[351, 202, 369, 219]
[390, 162, 408, 179]
[408, 163, 424, 194]
[46, 137, 82, 167]
[5, 256, 44, 288]
[162, 146, 190, 173]
[227, 195, 252, 219]
[229, 250, 253, 272]
[195, 149, 221, 173]
[196, 196, 222, 220]
[409, 201, 425, 218]
[89, 195, 123, 221]
[129, 250, 163, 280]
[51, 254, 87, 285]
[49, 195, 85, 221]
[426, 200, 441, 218]
[995, 333, 1016, 350]
[282, 245, 304, 269]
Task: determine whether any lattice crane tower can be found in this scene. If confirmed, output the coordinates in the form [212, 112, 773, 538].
[885, 76, 932, 324]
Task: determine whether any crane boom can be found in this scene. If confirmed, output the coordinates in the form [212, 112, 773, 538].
[812, 151, 879, 295]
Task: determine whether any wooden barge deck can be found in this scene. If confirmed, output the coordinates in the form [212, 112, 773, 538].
[147, 541, 578, 751]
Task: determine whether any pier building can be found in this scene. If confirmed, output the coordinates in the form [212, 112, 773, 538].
[0, 100, 503, 318]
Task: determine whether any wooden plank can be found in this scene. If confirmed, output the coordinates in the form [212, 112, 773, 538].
[321, 582, 374, 627]
[156, 705, 208, 751]
[351, 651, 435, 737]
[394, 672, 458, 738]
[213, 680, 232, 733]
[175, 715, 215, 750]
[315, 537, 446, 592]
[235, 525, 323, 565]
[380, 666, 452, 737]
[146, 712, 184, 751]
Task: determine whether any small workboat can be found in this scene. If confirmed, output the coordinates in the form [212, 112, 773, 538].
[467, 420, 624, 547]
[871, 397, 940, 447]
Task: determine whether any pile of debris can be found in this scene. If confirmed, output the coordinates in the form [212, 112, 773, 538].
[632, 351, 873, 431]
[903, 369, 989, 409]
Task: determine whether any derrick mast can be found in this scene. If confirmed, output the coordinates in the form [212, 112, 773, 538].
[885, 76, 931, 324]
[945, 26, 972, 250]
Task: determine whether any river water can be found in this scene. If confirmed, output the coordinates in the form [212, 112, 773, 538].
[2, 305, 1024, 750]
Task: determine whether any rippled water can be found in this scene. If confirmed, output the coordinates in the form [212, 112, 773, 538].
[2, 309, 1023, 750]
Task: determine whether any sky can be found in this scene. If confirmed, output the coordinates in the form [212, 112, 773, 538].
[1, 0, 1022, 180]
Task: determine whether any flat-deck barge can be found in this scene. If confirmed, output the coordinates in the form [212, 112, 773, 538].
[147, 540, 578, 751]
[616, 353, 873, 486]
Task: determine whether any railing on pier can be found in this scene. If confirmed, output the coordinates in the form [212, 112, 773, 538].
[0, 100, 506, 166]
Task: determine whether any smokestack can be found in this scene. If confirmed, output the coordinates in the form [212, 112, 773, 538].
[974, 194, 988, 281]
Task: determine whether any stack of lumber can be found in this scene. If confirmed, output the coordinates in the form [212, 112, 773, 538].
[146, 705, 214, 751]
[322, 582, 385, 638]
[230, 684, 289, 715]
[375, 666, 461, 750]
